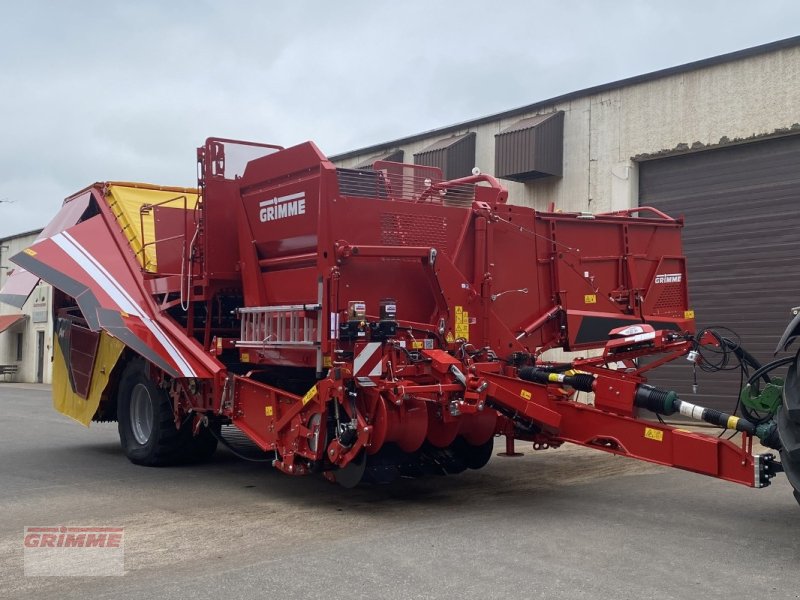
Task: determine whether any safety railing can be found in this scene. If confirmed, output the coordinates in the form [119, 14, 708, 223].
[335, 161, 478, 207]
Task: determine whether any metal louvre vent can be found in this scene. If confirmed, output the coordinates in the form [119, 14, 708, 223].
[414, 132, 476, 180]
[495, 111, 564, 182]
[355, 149, 404, 170]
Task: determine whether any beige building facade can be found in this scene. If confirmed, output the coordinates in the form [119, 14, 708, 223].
[0, 229, 54, 384]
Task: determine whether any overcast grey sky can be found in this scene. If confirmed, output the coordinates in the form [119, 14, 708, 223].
[1, 1, 798, 237]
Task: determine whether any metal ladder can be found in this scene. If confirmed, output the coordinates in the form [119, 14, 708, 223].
[237, 304, 321, 349]
[236, 291, 325, 375]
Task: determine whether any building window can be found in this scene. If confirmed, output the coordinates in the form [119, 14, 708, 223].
[16, 332, 23, 362]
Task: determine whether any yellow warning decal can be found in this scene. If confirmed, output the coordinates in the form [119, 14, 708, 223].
[411, 340, 424, 349]
[520, 389, 532, 400]
[241, 352, 250, 363]
[644, 427, 664, 442]
[23, 248, 36, 256]
[445, 331, 454, 343]
[455, 306, 469, 341]
[302, 385, 318, 406]
[323, 356, 332, 368]
[684, 310, 695, 319]
[265, 406, 273, 417]
[584, 294, 597, 304]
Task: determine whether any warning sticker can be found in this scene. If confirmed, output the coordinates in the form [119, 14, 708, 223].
[455, 305, 469, 341]
[520, 389, 532, 400]
[301, 386, 318, 406]
[265, 406, 273, 417]
[584, 294, 597, 304]
[644, 427, 664, 442]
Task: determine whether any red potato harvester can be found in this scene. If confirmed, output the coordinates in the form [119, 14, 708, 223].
[3, 137, 799, 502]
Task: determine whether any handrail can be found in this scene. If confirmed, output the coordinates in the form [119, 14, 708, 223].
[416, 173, 506, 204]
[137, 194, 191, 274]
[597, 206, 675, 221]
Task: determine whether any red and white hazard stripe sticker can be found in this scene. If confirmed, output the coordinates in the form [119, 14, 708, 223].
[353, 342, 383, 377]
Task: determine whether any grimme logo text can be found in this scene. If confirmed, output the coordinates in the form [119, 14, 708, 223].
[259, 191, 306, 222]
[654, 273, 682, 284]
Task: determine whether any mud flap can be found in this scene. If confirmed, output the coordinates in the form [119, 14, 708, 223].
[52, 327, 125, 426]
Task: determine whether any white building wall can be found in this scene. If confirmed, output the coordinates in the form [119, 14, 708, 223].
[0, 231, 54, 384]
[336, 44, 800, 215]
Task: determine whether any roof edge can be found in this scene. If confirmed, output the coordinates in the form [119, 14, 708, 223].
[0, 228, 44, 244]
[330, 35, 800, 162]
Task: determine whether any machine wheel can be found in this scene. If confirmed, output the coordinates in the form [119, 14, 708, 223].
[117, 360, 217, 466]
[777, 352, 800, 503]
[335, 450, 367, 488]
[452, 435, 494, 470]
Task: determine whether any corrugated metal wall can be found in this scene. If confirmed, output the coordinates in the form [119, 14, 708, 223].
[639, 134, 800, 412]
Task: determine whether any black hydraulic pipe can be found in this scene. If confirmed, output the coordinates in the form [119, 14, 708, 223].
[518, 367, 595, 392]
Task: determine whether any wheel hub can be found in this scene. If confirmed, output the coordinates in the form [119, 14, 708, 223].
[130, 383, 154, 445]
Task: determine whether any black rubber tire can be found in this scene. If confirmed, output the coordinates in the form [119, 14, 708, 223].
[778, 354, 800, 502]
[117, 360, 217, 466]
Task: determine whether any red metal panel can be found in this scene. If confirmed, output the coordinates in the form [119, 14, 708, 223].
[151, 204, 194, 276]
[672, 429, 720, 476]
[11, 216, 219, 380]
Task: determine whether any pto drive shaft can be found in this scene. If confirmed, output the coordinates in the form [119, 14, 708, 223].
[634, 384, 779, 446]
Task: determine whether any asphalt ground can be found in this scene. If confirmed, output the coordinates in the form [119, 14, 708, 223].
[1, 384, 798, 600]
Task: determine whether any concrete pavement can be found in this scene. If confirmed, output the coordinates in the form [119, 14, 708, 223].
[1, 386, 798, 599]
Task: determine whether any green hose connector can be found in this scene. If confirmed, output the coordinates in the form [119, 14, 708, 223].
[740, 379, 784, 416]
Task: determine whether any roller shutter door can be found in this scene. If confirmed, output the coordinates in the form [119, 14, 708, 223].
[639, 134, 800, 413]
